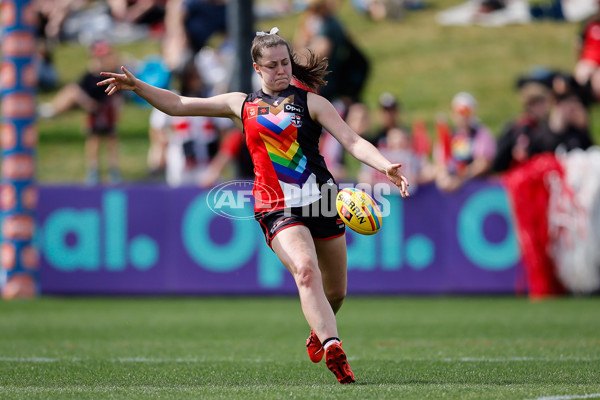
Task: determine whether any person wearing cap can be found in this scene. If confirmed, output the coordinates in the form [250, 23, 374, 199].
[492, 81, 555, 173]
[547, 88, 594, 153]
[435, 92, 496, 192]
[369, 92, 410, 147]
[38, 41, 123, 185]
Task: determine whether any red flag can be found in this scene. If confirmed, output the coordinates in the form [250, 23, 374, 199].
[434, 119, 453, 166]
[412, 119, 431, 157]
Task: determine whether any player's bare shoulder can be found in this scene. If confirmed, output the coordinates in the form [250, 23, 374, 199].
[306, 91, 340, 127]
[225, 92, 248, 123]
[306, 91, 330, 121]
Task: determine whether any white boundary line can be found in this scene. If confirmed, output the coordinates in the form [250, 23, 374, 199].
[0, 357, 57, 362]
[525, 394, 600, 400]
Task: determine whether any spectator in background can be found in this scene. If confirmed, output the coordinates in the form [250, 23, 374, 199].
[182, 0, 227, 54]
[293, 0, 370, 107]
[369, 92, 410, 147]
[359, 126, 432, 194]
[574, 2, 600, 102]
[34, 34, 59, 92]
[197, 129, 255, 187]
[107, 0, 166, 27]
[33, 0, 87, 42]
[518, 67, 594, 109]
[547, 84, 594, 152]
[38, 41, 123, 184]
[361, 92, 434, 193]
[147, 107, 169, 179]
[148, 59, 230, 187]
[493, 77, 594, 173]
[320, 101, 371, 181]
[161, 0, 230, 75]
[435, 92, 496, 192]
[160, 0, 187, 71]
[493, 81, 554, 173]
[352, 0, 406, 20]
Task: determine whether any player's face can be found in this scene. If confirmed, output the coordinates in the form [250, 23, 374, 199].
[254, 45, 292, 95]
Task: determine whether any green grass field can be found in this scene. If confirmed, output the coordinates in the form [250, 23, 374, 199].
[1, 297, 599, 399]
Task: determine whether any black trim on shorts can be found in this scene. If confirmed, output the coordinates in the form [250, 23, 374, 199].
[255, 202, 346, 249]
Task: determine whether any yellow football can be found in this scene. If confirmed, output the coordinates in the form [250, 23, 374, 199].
[336, 188, 382, 235]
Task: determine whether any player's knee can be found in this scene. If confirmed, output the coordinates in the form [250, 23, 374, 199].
[293, 259, 320, 288]
[326, 287, 346, 305]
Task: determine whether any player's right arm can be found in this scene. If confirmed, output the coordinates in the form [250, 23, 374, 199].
[97, 66, 245, 128]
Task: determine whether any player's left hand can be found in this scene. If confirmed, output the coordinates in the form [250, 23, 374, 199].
[385, 163, 410, 198]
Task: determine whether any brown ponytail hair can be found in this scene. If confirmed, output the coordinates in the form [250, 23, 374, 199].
[251, 31, 329, 92]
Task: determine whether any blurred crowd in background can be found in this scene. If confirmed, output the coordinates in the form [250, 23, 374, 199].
[24, 0, 599, 188]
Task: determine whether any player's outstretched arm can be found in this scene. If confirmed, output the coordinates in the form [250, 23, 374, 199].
[97, 66, 245, 124]
[308, 93, 410, 198]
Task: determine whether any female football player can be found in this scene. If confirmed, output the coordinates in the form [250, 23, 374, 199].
[98, 27, 409, 384]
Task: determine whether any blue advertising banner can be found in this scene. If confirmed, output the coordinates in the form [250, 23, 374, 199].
[36, 180, 521, 295]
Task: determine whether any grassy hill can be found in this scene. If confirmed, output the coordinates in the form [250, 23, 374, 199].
[36, 0, 595, 182]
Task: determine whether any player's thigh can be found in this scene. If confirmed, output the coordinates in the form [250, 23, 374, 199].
[271, 224, 319, 275]
[314, 235, 347, 292]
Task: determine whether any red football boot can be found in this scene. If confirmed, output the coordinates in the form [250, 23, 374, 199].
[325, 342, 355, 384]
[306, 329, 324, 363]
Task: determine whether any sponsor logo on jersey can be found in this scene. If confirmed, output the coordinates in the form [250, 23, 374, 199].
[247, 106, 258, 119]
[258, 106, 270, 115]
[284, 103, 304, 115]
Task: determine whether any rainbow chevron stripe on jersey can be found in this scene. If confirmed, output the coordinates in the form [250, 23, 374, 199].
[242, 85, 335, 212]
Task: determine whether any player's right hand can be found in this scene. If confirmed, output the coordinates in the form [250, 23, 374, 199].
[385, 163, 410, 199]
[97, 66, 137, 95]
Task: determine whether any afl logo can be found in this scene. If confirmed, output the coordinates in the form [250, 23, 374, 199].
[291, 114, 302, 128]
[206, 179, 278, 220]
